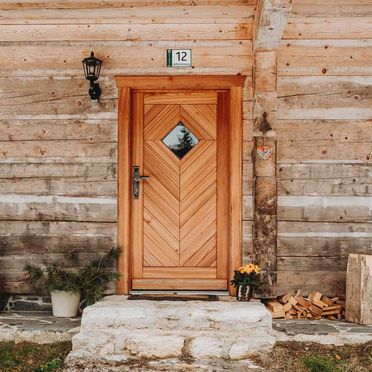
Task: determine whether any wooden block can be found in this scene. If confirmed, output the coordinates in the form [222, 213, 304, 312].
[323, 305, 342, 312]
[288, 296, 298, 306]
[331, 297, 340, 303]
[283, 302, 292, 312]
[297, 296, 311, 309]
[321, 296, 334, 306]
[345, 254, 372, 325]
[312, 299, 328, 309]
[328, 315, 337, 320]
[308, 291, 322, 303]
[278, 293, 291, 304]
[309, 304, 323, 316]
[267, 300, 284, 312]
[322, 309, 342, 316]
[269, 309, 285, 319]
[294, 289, 302, 298]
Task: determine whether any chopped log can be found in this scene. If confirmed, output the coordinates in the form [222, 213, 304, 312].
[297, 296, 311, 309]
[288, 296, 298, 306]
[323, 304, 342, 312]
[283, 302, 292, 312]
[269, 309, 285, 319]
[278, 293, 291, 304]
[267, 300, 284, 312]
[308, 291, 322, 303]
[321, 296, 334, 306]
[309, 304, 323, 316]
[268, 289, 346, 321]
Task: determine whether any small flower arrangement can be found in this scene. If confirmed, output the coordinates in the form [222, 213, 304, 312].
[230, 263, 261, 301]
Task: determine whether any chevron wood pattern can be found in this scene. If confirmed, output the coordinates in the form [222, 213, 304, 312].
[135, 91, 224, 283]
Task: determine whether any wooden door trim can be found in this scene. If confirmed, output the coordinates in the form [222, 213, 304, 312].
[116, 76, 245, 295]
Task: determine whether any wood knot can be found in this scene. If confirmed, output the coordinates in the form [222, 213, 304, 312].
[1, 149, 7, 157]
[40, 148, 47, 155]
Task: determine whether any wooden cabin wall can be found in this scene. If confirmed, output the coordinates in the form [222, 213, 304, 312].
[0, 1, 255, 294]
[275, 0, 372, 295]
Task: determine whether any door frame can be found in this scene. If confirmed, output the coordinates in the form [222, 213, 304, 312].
[115, 75, 245, 295]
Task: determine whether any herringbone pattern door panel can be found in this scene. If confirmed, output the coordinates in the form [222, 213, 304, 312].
[131, 91, 229, 290]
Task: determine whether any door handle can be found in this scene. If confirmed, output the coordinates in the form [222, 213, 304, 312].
[133, 166, 150, 199]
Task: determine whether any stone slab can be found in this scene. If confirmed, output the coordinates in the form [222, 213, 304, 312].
[0, 311, 80, 343]
[66, 296, 275, 367]
[273, 319, 372, 345]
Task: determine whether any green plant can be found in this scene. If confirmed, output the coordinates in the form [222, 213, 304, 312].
[24, 248, 120, 307]
[34, 357, 63, 372]
[303, 354, 337, 372]
[79, 247, 121, 306]
[230, 263, 261, 288]
[24, 263, 80, 296]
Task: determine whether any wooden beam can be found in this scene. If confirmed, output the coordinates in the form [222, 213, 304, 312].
[253, 0, 292, 51]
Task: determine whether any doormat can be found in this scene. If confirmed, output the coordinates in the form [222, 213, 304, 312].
[128, 294, 219, 301]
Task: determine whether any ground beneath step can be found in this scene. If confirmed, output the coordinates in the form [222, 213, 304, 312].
[1, 341, 371, 371]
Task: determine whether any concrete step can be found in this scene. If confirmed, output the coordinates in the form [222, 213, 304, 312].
[66, 295, 275, 367]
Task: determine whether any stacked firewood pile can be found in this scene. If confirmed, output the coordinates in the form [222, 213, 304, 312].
[266, 290, 345, 320]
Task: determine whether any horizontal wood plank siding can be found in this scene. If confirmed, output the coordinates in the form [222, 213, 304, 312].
[276, 2, 372, 295]
[0, 3, 254, 294]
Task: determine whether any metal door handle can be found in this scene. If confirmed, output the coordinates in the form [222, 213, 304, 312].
[133, 166, 150, 199]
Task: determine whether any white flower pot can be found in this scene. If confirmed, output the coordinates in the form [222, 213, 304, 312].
[51, 290, 81, 318]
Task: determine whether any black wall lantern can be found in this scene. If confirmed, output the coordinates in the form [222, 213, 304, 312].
[82, 51, 102, 100]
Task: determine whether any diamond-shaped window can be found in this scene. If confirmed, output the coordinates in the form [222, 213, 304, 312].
[162, 122, 199, 159]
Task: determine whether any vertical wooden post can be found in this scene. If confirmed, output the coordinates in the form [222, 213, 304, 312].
[252, 51, 278, 296]
[229, 87, 243, 295]
[117, 87, 131, 294]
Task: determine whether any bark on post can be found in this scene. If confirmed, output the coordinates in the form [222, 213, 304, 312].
[252, 0, 292, 296]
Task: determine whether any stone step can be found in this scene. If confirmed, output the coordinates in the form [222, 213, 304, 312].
[66, 295, 275, 367]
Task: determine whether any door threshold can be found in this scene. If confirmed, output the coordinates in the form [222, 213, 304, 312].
[130, 290, 230, 296]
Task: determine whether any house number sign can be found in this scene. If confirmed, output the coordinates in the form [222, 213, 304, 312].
[167, 49, 192, 67]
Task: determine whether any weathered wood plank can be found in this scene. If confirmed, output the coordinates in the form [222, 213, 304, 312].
[284, 16, 372, 40]
[0, 178, 116, 197]
[278, 163, 371, 179]
[0, 77, 117, 119]
[278, 221, 372, 257]
[0, 120, 117, 141]
[278, 256, 347, 271]
[243, 220, 253, 264]
[278, 196, 372, 222]
[0, 23, 252, 42]
[278, 76, 372, 120]
[0, 6, 255, 24]
[243, 195, 254, 220]
[292, 0, 372, 17]
[0, 1, 257, 9]
[0, 194, 117, 222]
[279, 177, 372, 196]
[243, 161, 253, 196]
[0, 162, 116, 178]
[278, 162, 372, 196]
[278, 141, 371, 163]
[0, 220, 117, 255]
[276, 271, 346, 296]
[0, 141, 116, 163]
[278, 40, 372, 76]
[276, 120, 372, 142]
[0, 42, 253, 76]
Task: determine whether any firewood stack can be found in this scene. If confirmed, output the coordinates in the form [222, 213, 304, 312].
[266, 290, 345, 320]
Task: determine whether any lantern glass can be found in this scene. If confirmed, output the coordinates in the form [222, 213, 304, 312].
[82, 51, 102, 82]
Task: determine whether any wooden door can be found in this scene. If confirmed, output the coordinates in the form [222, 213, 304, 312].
[130, 91, 230, 290]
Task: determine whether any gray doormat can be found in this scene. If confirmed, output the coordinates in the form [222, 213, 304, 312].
[127, 294, 219, 301]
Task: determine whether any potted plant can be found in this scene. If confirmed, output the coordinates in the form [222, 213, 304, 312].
[230, 263, 261, 301]
[24, 248, 120, 317]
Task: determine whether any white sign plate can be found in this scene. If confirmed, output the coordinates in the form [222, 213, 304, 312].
[167, 49, 192, 67]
